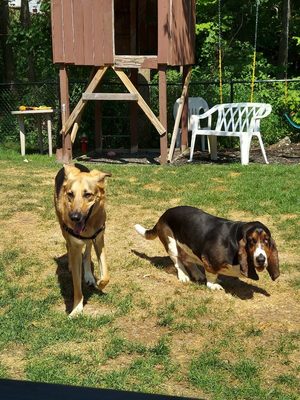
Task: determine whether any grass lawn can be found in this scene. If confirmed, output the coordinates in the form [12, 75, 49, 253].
[0, 149, 299, 399]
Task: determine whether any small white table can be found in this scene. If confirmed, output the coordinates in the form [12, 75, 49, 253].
[11, 109, 54, 156]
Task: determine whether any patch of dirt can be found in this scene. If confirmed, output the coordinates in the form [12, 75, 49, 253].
[77, 139, 300, 165]
[173, 140, 300, 165]
[114, 314, 167, 347]
[0, 345, 26, 379]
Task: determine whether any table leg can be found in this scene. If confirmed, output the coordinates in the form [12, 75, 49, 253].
[18, 115, 26, 156]
[47, 115, 52, 156]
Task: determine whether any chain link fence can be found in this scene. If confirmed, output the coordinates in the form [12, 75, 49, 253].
[0, 81, 61, 148]
[0, 78, 299, 153]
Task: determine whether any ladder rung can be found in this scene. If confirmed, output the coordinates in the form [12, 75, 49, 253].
[82, 93, 138, 101]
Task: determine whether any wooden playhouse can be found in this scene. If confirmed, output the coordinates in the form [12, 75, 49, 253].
[51, 0, 196, 163]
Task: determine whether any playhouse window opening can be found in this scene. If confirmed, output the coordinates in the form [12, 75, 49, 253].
[114, 0, 158, 56]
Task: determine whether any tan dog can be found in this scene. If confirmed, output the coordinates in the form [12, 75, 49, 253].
[54, 163, 111, 317]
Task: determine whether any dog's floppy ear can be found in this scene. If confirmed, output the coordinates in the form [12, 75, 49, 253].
[90, 169, 112, 183]
[89, 169, 112, 189]
[267, 238, 280, 281]
[238, 225, 259, 281]
[238, 238, 248, 277]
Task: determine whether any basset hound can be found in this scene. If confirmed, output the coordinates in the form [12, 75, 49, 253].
[135, 206, 279, 290]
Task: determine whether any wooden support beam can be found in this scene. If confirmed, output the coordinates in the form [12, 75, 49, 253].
[82, 93, 138, 101]
[159, 65, 168, 164]
[130, 69, 138, 153]
[114, 55, 158, 69]
[59, 65, 70, 117]
[61, 66, 108, 136]
[167, 67, 192, 162]
[181, 66, 190, 151]
[58, 65, 72, 162]
[70, 116, 81, 143]
[114, 68, 166, 136]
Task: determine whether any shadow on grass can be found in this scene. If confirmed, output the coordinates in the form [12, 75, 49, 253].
[132, 250, 270, 300]
[218, 275, 271, 300]
[131, 249, 177, 276]
[77, 151, 161, 165]
[54, 253, 105, 315]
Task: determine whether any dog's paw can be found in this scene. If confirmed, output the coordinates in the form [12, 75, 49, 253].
[97, 278, 109, 290]
[84, 270, 97, 287]
[69, 301, 84, 318]
[178, 270, 191, 283]
[206, 282, 224, 291]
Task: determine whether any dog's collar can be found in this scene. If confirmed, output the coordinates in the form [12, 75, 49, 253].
[63, 203, 105, 240]
[62, 223, 105, 240]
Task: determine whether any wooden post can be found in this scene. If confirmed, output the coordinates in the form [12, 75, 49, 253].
[181, 66, 190, 151]
[58, 64, 72, 163]
[167, 67, 192, 162]
[93, 68, 103, 153]
[130, 2, 138, 154]
[70, 117, 81, 143]
[158, 65, 168, 164]
[130, 69, 138, 153]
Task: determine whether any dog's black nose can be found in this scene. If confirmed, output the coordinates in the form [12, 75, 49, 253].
[256, 254, 266, 265]
[69, 212, 82, 222]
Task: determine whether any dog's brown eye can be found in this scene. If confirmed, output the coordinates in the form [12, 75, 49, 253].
[84, 192, 93, 199]
[248, 237, 256, 245]
[67, 191, 74, 200]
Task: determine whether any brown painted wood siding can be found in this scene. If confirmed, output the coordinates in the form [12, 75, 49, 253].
[158, 0, 195, 66]
[51, 0, 114, 65]
[157, 0, 169, 64]
[170, 0, 195, 65]
[52, 0, 195, 67]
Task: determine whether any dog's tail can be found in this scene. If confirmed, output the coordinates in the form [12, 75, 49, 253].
[134, 224, 157, 240]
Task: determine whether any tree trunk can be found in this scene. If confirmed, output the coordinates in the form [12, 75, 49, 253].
[0, 0, 15, 83]
[277, 0, 291, 76]
[20, 0, 36, 82]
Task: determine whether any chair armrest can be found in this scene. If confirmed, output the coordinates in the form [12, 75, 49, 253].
[192, 105, 218, 120]
[191, 113, 212, 130]
[254, 104, 272, 119]
[191, 105, 220, 130]
[251, 105, 272, 131]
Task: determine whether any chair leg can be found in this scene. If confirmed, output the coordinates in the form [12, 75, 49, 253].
[256, 133, 269, 164]
[207, 136, 211, 153]
[239, 135, 252, 165]
[188, 133, 197, 162]
[208, 136, 218, 160]
[200, 135, 206, 151]
[175, 129, 181, 148]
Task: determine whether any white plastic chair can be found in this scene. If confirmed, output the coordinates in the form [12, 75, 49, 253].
[190, 102, 272, 165]
[173, 97, 209, 150]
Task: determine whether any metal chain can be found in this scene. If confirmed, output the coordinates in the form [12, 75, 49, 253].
[218, 0, 223, 103]
[250, 0, 260, 102]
